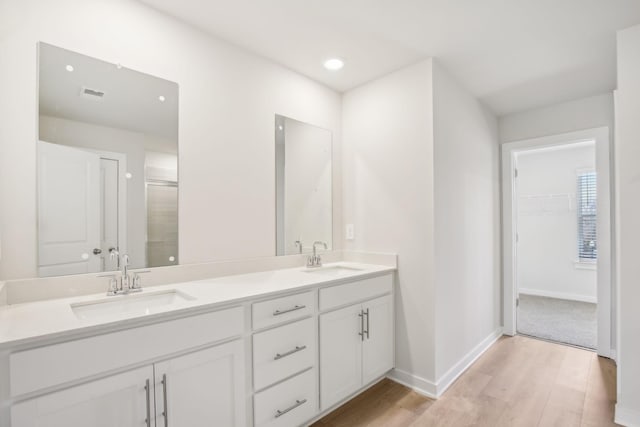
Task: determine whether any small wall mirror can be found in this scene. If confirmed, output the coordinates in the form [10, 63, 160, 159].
[275, 115, 332, 255]
[37, 43, 179, 277]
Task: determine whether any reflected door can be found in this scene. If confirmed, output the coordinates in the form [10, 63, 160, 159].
[99, 158, 120, 271]
[37, 141, 101, 276]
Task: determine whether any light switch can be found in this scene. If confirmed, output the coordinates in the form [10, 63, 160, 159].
[346, 224, 355, 240]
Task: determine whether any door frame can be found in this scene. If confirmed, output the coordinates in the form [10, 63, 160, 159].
[88, 149, 128, 263]
[501, 127, 613, 357]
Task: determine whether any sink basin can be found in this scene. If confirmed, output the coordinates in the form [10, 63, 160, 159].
[71, 289, 196, 320]
[302, 265, 364, 276]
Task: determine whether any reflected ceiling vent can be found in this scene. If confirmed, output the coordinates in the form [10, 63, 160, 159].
[80, 86, 105, 100]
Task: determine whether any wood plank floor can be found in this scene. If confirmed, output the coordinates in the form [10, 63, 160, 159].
[312, 335, 618, 427]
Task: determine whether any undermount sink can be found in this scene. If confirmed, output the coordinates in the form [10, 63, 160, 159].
[302, 265, 364, 276]
[71, 289, 196, 320]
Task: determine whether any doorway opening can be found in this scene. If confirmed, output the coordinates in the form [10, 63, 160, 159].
[514, 141, 597, 349]
[502, 127, 612, 357]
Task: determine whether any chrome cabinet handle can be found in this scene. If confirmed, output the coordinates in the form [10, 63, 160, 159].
[144, 379, 151, 427]
[162, 374, 169, 427]
[358, 310, 364, 341]
[273, 304, 306, 316]
[275, 398, 307, 418]
[274, 345, 307, 360]
[364, 308, 370, 339]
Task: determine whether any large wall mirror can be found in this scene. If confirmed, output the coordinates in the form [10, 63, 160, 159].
[37, 43, 179, 277]
[275, 115, 332, 255]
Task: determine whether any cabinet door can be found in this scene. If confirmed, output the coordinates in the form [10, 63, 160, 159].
[154, 339, 246, 427]
[319, 303, 363, 410]
[12, 366, 154, 427]
[362, 294, 394, 384]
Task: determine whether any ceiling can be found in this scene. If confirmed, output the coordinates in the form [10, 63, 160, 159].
[39, 43, 178, 149]
[139, 0, 640, 116]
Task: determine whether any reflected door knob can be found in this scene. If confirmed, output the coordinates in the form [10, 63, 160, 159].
[93, 248, 102, 255]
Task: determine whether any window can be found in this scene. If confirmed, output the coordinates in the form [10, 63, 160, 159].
[577, 171, 597, 261]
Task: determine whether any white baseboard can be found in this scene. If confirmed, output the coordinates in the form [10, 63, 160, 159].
[387, 368, 437, 398]
[519, 288, 597, 304]
[387, 328, 503, 399]
[615, 404, 640, 427]
[434, 328, 503, 396]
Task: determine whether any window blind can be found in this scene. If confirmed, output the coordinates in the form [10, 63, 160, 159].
[577, 172, 597, 260]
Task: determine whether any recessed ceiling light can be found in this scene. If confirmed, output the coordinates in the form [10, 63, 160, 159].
[323, 58, 344, 71]
[65, 64, 74, 72]
[278, 125, 283, 131]
[158, 95, 166, 102]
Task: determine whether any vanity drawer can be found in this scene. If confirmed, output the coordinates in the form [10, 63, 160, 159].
[10, 306, 244, 397]
[253, 368, 317, 427]
[253, 317, 315, 390]
[319, 273, 393, 311]
[252, 291, 314, 330]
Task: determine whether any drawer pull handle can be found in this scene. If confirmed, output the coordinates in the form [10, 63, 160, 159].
[364, 308, 370, 339]
[273, 304, 306, 316]
[144, 379, 151, 427]
[275, 398, 307, 418]
[162, 374, 169, 427]
[274, 345, 307, 360]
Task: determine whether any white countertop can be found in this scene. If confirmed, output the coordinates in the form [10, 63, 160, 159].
[0, 262, 394, 350]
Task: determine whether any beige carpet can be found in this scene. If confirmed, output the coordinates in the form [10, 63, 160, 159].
[517, 294, 597, 349]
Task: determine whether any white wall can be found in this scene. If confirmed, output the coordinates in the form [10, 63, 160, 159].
[342, 59, 437, 385]
[499, 93, 614, 143]
[0, 0, 342, 280]
[516, 144, 597, 302]
[432, 62, 501, 382]
[39, 115, 149, 268]
[614, 23, 640, 426]
[342, 59, 500, 394]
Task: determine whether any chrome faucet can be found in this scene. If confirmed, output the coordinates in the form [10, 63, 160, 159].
[109, 247, 119, 268]
[307, 241, 328, 268]
[121, 254, 131, 292]
[99, 253, 150, 296]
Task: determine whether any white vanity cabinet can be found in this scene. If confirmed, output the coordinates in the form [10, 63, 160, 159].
[319, 303, 364, 409]
[252, 317, 315, 391]
[9, 307, 246, 427]
[251, 291, 318, 427]
[154, 340, 246, 427]
[11, 365, 154, 427]
[319, 275, 394, 411]
[253, 368, 317, 427]
[361, 295, 394, 384]
[4, 267, 396, 427]
[12, 340, 245, 427]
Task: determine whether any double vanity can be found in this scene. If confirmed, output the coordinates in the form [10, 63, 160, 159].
[0, 261, 395, 426]
[0, 40, 390, 427]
